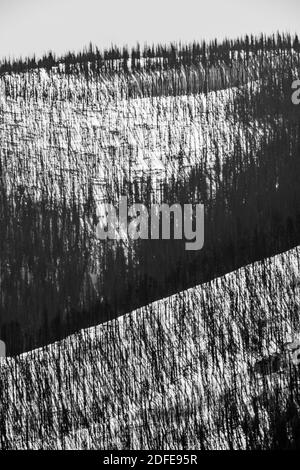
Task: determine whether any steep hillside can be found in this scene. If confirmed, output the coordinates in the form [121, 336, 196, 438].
[1, 245, 300, 449]
[0, 36, 300, 357]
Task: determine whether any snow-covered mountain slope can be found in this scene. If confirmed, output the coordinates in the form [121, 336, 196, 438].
[1, 245, 300, 449]
[1, 58, 300, 357]
[0, 70, 262, 204]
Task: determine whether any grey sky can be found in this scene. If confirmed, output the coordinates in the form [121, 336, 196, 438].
[0, 0, 299, 60]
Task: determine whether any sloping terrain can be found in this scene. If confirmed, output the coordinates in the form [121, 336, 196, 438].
[0, 70, 261, 203]
[1, 245, 300, 449]
[1, 57, 300, 355]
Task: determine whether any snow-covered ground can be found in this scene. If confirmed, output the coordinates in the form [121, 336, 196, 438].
[1, 59, 300, 450]
[1, 245, 300, 449]
[0, 70, 263, 205]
